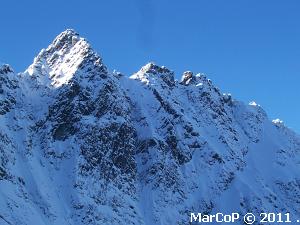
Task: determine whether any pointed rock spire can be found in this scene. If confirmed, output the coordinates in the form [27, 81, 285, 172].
[180, 70, 211, 87]
[180, 71, 193, 85]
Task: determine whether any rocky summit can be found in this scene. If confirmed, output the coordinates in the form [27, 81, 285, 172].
[0, 29, 300, 225]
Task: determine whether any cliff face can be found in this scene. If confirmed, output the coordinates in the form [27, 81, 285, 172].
[0, 30, 299, 225]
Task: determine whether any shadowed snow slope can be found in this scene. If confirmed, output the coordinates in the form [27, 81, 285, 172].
[0, 30, 300, 225]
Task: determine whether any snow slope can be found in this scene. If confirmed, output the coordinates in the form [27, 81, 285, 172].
[0, 30, 300, 225]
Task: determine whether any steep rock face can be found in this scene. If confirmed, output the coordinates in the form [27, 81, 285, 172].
[0, 64, 19, 187]
[22, 30, 140, 224]
[0, 30, 300, 225]
[0, 64, 18, 115]
[128, 67, 249, 224]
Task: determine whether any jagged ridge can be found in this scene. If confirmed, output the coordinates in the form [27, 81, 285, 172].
[0, 30, 299, 225]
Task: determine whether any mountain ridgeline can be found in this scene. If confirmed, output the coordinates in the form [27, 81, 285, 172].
[0, 29, 300, 225]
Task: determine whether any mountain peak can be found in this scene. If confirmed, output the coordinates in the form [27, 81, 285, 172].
[56, 29, 79, 39]
[130, 62, 175, 87]
[49, 29, 81, 52]
[26, 29, 107, 87]
[140, 62, 172, 75]
[0, 64, 14, 74]
[40, 28, 90, 61]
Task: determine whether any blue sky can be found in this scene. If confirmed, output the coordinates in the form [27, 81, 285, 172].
[1, 0, 300, 132]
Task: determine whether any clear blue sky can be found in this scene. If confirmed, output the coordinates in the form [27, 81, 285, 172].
[1, 0, 300, 132]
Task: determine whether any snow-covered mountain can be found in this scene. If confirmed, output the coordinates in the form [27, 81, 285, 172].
[0, 29, 300, 225]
